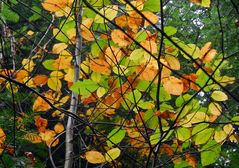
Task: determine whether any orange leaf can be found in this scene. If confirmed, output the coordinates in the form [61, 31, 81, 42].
[39, 130, 58, 147]
[81, 18, 95, 41]
[42, 0, 68, 12]
[140, 39, 157, 54]
[0, 128, 6, 144]
[142, 11, 159, 27]
[111, 29, 132, 47]
[163, 76, 184, 95]
[35, 116, 48, 133]
[33, 75, 48, 86]
[186, 154, 196, 168]
[105, 46, 123, 66]
[89, 59, 111, 75]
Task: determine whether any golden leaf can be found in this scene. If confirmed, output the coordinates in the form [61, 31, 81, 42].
[47, 77, 62, 92]
[24, 133, 42, 144]
[52, 43, 68, 54]
[54, 123, 64, 134]
[85, 151, 105, 164]
[105, 46, 123, 66]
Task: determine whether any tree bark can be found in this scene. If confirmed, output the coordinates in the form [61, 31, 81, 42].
[64, 1, 82, 167]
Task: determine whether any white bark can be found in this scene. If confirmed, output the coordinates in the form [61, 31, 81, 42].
[64, 1, 82, 167]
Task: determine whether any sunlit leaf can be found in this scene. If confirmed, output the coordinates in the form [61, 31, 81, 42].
[211, 91, 228, 101]
[105, 148, 121, 162]
[94, 5, 118, 23]
[85, 151, 105, 164]
[107, 128, 126, 147]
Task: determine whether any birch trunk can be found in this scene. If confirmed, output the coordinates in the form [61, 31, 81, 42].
[64, 1, 82, 167]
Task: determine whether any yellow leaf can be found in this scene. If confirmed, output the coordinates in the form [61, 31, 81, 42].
[191, 0, 211, 8]
[39, 129, 59, 147]
[22, 59, 35, 72]
[223, 124, 234, 135]
[52, 43, 68, 54]
[47, 77, 62, 92]
[50, 71, 64, 79]
[85, 151, 105, 164]
[208, 103, 222, 116]
[105, 148, 121, 162]
[24, 133, 42, 144]
[211, 91, 228, 101]
[64, 68, 74, 82]
[54, 123, 65, 134]
[94, 5, 118, 23]
[163, 76, 184, 95]
[126, 0, 144, 14]
[214, 130, 227, 143]
[97, 87, 107, 98]
[27, 30, 34, 36]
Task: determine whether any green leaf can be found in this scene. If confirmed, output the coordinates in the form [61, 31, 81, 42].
[43, 60, 57, 70]
[195, 128, 214, 145]
[164, 26, 177, 36]
[143, 0, 161, 12]
[1, 6, 19, 23]
[201, 140, 221, 166]
[70, 79, 98, 96]
[91, 41, 107, 58]
[176, 127, 191, 142]
[150, 87, 171, 102]
[125, 89, 142, 103]
[192, 123, 209, 135]
[136, 80, 150, 91]
[144, 110, 158, 129]
[107, 128, 126, 147]
[150, 129, 160, 145]
[232, 116, 239, 125]
[135, 30, 148, 42]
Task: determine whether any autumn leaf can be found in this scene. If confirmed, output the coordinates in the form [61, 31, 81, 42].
[0, 128, 6, 144]
[54, 123, 64, 134]
[105, 46, 124, 66]
[42, 0, 68, 12]
[35, 116, 48, 133]
[111, 29, 133, 47]
[94, 5, 118, 23]
[142, 11, 159, 27]
[190, 0, 211, 8]
[22, 59, 35, 72]
[24, 133, 42, 144]
[81, 18, 95, 41]
[85, 151, 105, 164]
[39, 130, 59, 147]
[163, 76, 184, 95]
[52, 43, 68, 54]
[89, 59, 111, 75]
[33, 75, 48, 86]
